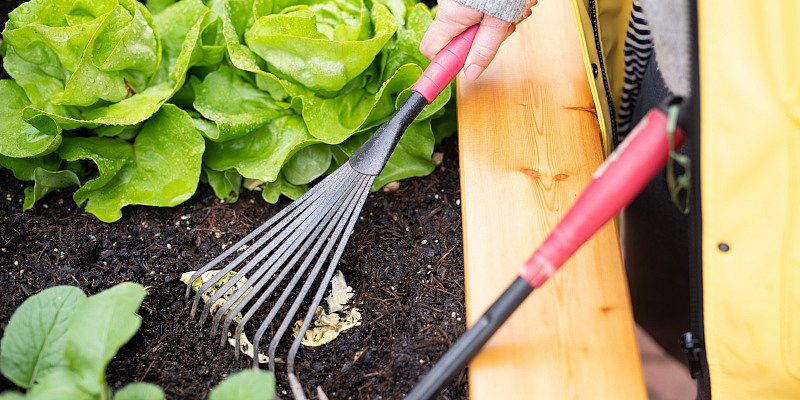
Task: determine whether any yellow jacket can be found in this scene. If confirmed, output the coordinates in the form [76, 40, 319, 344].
[569, 0, 800, 398]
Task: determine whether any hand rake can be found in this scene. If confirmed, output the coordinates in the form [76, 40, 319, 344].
[405, 99, 688, 399]
[185, 26, 480, 399]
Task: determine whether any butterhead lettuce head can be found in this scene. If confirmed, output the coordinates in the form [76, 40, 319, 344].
[0, 0, 457, 222]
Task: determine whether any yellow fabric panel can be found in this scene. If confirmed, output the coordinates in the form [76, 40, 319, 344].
[699, 1, 800, 398]
[569, 0, 613, 154]
[569, 0, 631, 154]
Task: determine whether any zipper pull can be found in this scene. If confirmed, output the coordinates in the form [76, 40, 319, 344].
[681, 331, 703, 379]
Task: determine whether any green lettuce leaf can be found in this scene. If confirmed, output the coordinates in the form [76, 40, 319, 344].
[0, 80, 61, 158]
[204, 167, 242, 203]
[283, 143, 332, 185]
[191, 65, 286, 141]
[1, 0, 456, 217]
[261, 173, 307, 204]
[245, 1, 397, 92]
[204, 114, 317, 183]
[0, 154, 63, 181]
[145, 0, 177, 15]
[22, 168, 82, 211]
[55, 105, 204, 222]
[12, 0, 222, 130]
[0, 286, 87, 389]
[336, 120, 435, 190]
[3, 0, 160, 107]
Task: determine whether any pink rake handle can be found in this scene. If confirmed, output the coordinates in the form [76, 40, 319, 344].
[521, 108, 687, 287]
[413, 25, 480, 103]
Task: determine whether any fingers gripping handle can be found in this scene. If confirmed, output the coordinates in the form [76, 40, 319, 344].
[520, 108, 687, 287]
[413, 25, 479, 103]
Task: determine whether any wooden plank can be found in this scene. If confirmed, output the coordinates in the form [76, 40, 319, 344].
[456, 0, 647, 398]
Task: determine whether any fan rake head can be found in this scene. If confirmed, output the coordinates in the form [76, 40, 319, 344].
[185, 161, 376, 395]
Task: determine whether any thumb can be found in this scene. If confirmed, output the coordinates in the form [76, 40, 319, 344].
[464, 16, 513, 80]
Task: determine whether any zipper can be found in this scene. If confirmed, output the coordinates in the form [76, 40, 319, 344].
[681, 0, 710, 394]
[587, 0, 620, 148]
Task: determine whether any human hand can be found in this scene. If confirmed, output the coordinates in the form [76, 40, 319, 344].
[419, 0, 536, 80]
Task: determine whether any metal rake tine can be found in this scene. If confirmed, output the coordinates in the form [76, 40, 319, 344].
[258, 175, 369, 372]
[288, 374, 310, 400]
[211, 168, 358, 331]
[199, 182, 343, 327]
[251, 174, 366, 371]
[188, 185, 326, 316]
[232, 181, 355, 360]
[287, 176, 374, 382]
[230, 188, 353, 358]
[220, 172, 358, 349]
[192, 168, 357, 322]
[183, 166, 348, 300]
[196, 195, 324, 325]
[214, 172, 358, 343]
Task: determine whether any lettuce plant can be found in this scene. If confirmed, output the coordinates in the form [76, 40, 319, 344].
[0, 0, 455, 222]
[0, 283, 275, 400]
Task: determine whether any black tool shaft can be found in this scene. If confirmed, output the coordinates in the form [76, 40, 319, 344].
[349, 91, 429, 176]
[405, 277, 534, 400]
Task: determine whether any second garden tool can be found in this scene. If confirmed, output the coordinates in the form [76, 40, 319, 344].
[185, 25, 480, 399]
[406, 100, 688, 400]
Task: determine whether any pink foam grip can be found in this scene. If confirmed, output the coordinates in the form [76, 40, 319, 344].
[413, 25, 479, 103]
[520, 108, 686, 287]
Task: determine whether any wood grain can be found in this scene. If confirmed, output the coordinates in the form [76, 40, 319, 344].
[456, 0, 646, 398]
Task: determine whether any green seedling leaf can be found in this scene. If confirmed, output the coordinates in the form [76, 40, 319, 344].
[64, 282, 147, 396]
[0, 286, 86, 389]
[114, 383, 165, 400]
[208, 370, 275, 400]
[26, 370, 93, 400]
[0, 392, 26, 400]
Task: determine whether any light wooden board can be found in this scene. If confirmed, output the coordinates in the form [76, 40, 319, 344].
[456, 0, 647, 398]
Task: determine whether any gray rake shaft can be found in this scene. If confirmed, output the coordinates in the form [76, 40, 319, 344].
[185, 163, 375, 393]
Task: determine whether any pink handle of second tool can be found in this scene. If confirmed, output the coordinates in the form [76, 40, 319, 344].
[413, 25, 479, 103]
[520, 108, 687, 287]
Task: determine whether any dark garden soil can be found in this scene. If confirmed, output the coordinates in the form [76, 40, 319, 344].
[0, 136, 468, 400]
[0, 1, 465, 397]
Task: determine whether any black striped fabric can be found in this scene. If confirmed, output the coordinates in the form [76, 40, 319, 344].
[617, 0, 654, 135]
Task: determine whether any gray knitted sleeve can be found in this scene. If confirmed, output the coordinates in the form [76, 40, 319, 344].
[456, 0, 530, 22]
